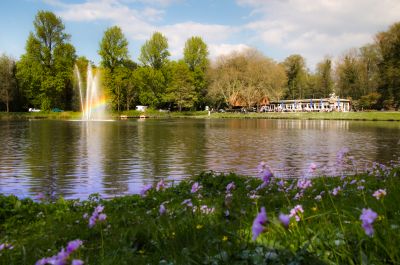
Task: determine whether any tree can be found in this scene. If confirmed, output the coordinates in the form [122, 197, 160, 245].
[0, 54, 17, 112]
[335, 49, 362, 99]
[98, 26, 129, 72]
[315, 57, 333, 98]
[16, 10, 76, 110]
[283, 55, 307, 99]
[164, 61, 197, 111]
[135, 67, 166, 108]
[139, 32, 170, 69]
[208, 49, 286, 109]
[376, 22, 400, 109]
[183, 36, 210, 109]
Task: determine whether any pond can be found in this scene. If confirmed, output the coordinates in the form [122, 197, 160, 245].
[0, 119, 399, 199]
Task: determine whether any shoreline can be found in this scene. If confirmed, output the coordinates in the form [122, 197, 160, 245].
[1, 110, 400, 121]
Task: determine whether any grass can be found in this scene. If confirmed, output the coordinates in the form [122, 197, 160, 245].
[0, 157, 399, 264]
[1, 110, 400, 121]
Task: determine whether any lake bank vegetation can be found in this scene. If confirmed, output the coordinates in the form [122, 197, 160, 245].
[1, 11, 400, 114]
[0, 152, 399, 264]
[2, 110, 400, 122]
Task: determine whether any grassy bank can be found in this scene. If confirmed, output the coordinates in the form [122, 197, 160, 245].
[1, 161, 399, 264]
[1, 110, 400, 121]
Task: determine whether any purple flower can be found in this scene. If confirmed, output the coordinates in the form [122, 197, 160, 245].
[332, 186, 341, 196]
[226, 182, 236, 193]
[191, 182, 201, 193]
[140, 184, 153, 197]
[279, 213, 290, 228]
[66, 239, 83, 254]
[72, 260, 84, 265]
[297, 179, 312, 190]
[360, 208, 378, 236]
[289, 205, 304, 222]
[87, 205, 106, 228]
[257, 162, 273, 185]
[309, 163, 317, 172]
[0, 243, 13, 251]
[156, 179, 166, 191]
[252, 207, 268, 240]
[159, 204, 166, 215]
[181, 199, 193, 207]
[372, 189, 386, 200]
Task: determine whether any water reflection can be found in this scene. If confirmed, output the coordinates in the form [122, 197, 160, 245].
[0, 119, 399, 199]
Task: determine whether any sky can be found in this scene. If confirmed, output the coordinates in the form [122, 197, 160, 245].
[0, 0, 399, 70]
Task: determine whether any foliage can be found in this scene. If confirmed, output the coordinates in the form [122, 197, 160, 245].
[0, 162, 400, 264]
[0, 54, 17, 112]
[376, 22, 400, 109]
[16, 11, 76, 110]
[139, 32, 170, 70]
[98, 26, 129, 72]
[208, 49, 286, 109]
[283, 54, 307, 99]
[314, 58, 333, 98]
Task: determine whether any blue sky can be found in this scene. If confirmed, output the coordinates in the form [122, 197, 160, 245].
[1, 0, 399, 70]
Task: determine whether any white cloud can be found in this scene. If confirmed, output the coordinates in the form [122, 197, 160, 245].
[209, 43, 252, 59]
[237, 0, 400, 68]
[52, 0, 239, 61]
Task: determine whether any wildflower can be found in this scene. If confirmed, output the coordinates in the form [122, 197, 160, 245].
[350, 179, 357, 185]
[289, 205, 304, 222]
[222, 236, 228, 241]
[140, 184, 153, 197]
[72, 260, 84, 265]
[196, 224, 203, 229]
[360, 208, 378, 236]
[159, 204, 166, 215]
[156, 179, 166, 191]
[332, 186, 341, 196]
[279, 213, 290, 228]
[181, 199, 193, 207]
[252, 207, 268, 240]
[309, 163, 317, 172]
[372, 189, 387, 200]
[0, 243, 13, 251]
[357, 185, 365, 190]
[257, 162, 273, 185]
[199, 205, 215, 214]
[88, 205, 106, 228]
[226, 182, 236, 193]
[191, 182, 201, 193]
[297, 179, 312, 190]
[314, 195, 322, 201]
[66, 239, 83, 254]
[36, 239, 83, 265]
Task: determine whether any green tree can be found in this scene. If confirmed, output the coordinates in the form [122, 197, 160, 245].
[16, 10, 76, 110]
[315, 57, 333, 98]
[283, 55, 307, 99]
[135, 67, 166, 108]
[335, 50, 361, 99]
[164, 61, 197, 111]
[0, 54, 17, 112]
[139, 32, 170, 69]
[183, 36, 209, 109]
[98, 26, 129, 72]
[376, 22, 400, 109]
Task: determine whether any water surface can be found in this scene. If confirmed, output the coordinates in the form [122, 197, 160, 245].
[0, 119, 399, 199]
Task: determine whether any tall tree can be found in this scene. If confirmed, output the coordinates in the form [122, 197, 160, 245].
[335, 49, 361, 99]
[139, 32, 170, 69]
[315, 57, 333, 98]
[164, 61, 197, 111]
[16, 10, 76, 110]
[376, 22, 400, 109]
[183, 36, 210, 109]
[208, 49, 286, 109]
[0, 54, 17, 112]
[98, 26, 129, 72]
[283, 55, 307, 99]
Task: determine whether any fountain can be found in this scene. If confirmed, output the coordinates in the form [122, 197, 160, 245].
[74, 64, 107, 120]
